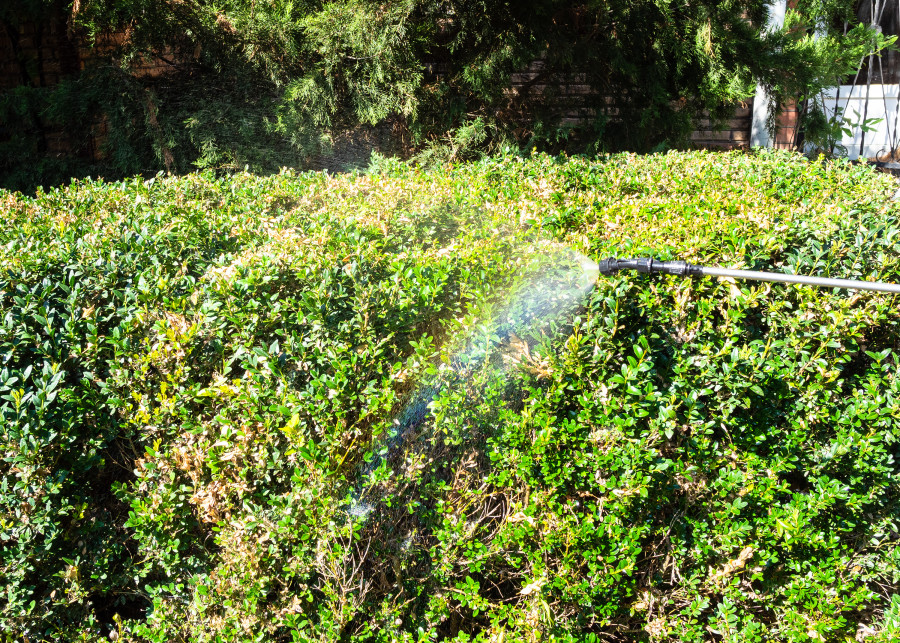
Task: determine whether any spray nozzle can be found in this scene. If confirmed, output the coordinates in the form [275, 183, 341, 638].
[597, 257, 702, 277]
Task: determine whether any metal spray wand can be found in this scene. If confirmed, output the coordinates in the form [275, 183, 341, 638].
[597, 257, 900, 294]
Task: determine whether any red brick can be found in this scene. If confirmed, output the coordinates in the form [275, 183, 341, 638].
[691, 130, 736, 142]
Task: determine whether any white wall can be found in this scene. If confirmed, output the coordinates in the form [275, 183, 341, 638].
[818, 84, 900, 160]
[750, 0, 788, 147]
[752, 0, 900, 160]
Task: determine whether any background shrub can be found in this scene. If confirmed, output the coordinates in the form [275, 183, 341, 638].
[1, 0, 889, 191]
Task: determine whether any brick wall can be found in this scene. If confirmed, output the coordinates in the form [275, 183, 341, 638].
[509, 61, 597, 127]
[773, 102, 801, 150]
[0, 13, 177, 163]
[690, 104, 753, 150]
[1, 14, 81, 90]
[508, 59, 754, 151]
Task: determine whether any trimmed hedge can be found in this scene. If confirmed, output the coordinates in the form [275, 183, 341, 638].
[2, 149, 900, 641]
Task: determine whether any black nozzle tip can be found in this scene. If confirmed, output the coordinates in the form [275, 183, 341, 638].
[597, 258, 618, 275]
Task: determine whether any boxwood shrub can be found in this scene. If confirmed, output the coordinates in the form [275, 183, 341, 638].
[2, 149, 900, 642]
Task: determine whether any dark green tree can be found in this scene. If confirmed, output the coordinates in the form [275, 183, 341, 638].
[0, 1, 891, 186]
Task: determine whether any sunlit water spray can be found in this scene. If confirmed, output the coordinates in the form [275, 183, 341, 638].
[348, 245, 599, 519]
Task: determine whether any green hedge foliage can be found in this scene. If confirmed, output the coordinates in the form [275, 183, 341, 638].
[2, 149, 900, 641]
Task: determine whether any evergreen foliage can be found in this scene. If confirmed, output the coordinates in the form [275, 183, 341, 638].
[0, 0, 892, 190]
